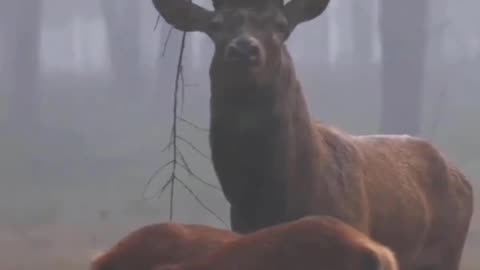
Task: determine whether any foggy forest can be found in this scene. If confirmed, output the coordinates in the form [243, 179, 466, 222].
[0, 0, 478, 269]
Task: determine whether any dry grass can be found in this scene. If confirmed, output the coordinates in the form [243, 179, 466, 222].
[0, 194, 478, 270]
[0, 222, 139, 270]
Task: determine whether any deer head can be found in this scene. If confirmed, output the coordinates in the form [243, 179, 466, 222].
[152, 0, 329, 84]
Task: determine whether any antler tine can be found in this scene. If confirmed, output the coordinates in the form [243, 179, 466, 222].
[151, 0, 213, 32]
[284, 0, 330, 31]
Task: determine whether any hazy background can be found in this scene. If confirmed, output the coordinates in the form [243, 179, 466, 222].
[0, 0, 478, 269]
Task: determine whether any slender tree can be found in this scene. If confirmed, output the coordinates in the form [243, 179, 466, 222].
[2, 0, 43, 131]
[100, 0, 142, 95]
[351, 0, 375, 65]
[379, 0, 428, 135]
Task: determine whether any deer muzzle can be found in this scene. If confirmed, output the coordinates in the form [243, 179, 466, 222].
[224, 36, 261, 66]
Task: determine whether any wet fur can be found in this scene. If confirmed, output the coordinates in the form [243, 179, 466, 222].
[208, 27, 473, 270]
[155, 216, 399, 270]
[150, 2, 474, 270]
[90, 223, 239, 270]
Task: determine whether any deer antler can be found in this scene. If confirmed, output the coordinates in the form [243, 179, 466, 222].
[212, 0, 283, 9]
[152, 0, 213, 32]
[284, 0, 330, 31]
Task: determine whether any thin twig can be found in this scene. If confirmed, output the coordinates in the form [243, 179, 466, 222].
[176, 135, 210, 159]
[163, 29, 187, 220]
[143, 160, 173, 199]
[176, 149, 192, 171]
[176, 151, 222, 191]
[161, 176, 174, 193]
[180, 63, 186, 112]
[150, 174, 174, 200]
[169, 174, 175, 219]
[177, 163, 222, 191]
[162, 26, 175, 57]
[176, 177, 228, 227]
[178, 117, 209, 132]
[154, 14, 161, 31]
[150, 7, 225, 224]
[161, 141, 173, 153]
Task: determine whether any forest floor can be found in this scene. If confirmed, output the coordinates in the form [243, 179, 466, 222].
[0, 196, 478, 270]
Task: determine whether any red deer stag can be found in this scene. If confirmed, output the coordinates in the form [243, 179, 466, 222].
[90, 222, 239, 270]
[151, 0, 473, 269]
[154, 216, 399, 270]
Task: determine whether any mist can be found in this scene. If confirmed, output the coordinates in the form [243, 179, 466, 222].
[0, 0, 478, 269]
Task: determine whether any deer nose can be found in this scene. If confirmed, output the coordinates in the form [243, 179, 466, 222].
[225, 37, 260, 63]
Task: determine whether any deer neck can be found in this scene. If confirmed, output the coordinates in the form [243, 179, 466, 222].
[208, 52, 319, 213]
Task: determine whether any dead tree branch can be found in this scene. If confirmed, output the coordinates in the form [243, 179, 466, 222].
[145, 14, 224, 225]
[176, 177, 227, 227]
[178, 116, 209, 132]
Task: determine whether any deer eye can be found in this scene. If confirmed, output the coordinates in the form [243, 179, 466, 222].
[274, 18, 289, 34]
[274, 16, 289, 34]
[208, 16, 223, 32]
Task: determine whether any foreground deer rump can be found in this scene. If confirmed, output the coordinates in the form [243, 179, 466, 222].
[152, 0, 474, 270]
[90, 222, 239, 270]
[155, 216, 399, 270]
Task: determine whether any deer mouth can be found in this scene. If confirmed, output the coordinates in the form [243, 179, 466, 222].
[226, 55, 260, 67]
[224, 39, 262, 68]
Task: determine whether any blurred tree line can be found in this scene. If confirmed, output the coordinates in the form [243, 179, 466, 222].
[0, 1, 478, 266]
[0, 0, 478, 226]
[2, 0, 478, 136]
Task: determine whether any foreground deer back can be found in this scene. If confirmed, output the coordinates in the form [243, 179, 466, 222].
[154, 216, 399, 270]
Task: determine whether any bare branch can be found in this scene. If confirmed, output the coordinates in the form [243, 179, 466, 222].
[160, 175, 174, 194]
[160, 28, 187, 220]
[180, 64, 186, 112]
[143, 160, 174, 199]
[161, 26, 175, 57]
[154, 14, 161, 31]
[161, 141, 173, 152]
[176, 135, 210, 159]
[150, 3, 225, 223]
[177, 163, 222, 191]
[178, 116, 209, 132]
[176, 177, 228, 227]
[144, 174, 174, 201]
[177, 148, 192, 170]
[176, 150, 222, 191]
[147, 174, 174, 200]
[169, 174, 175, 220]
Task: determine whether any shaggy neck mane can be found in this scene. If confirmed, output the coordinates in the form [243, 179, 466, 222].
[209, 46, 322, 227]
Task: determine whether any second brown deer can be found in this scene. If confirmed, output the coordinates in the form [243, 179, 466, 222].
[152, 1, 474, 270]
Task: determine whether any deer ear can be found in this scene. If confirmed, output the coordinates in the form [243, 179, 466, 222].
[152, 0, 214, 32]
[283, 0, 330, 32]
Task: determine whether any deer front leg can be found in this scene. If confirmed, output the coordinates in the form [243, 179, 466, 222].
[230, 205, 255, 234]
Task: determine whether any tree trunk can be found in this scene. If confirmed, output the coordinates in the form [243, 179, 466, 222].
[379, 0, 428, 136]
[288, 14, 329, 72]
[352, 0, 375, 65]
[2, 0, 43, 131]
[314, 16, 330, 66]
[424, 0, 449, 140]
[100, 0, 141, 96]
